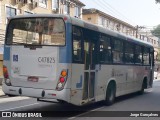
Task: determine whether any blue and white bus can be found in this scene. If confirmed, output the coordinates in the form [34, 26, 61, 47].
[2, 14, 154, 106]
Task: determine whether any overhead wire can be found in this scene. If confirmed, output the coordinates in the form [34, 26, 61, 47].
[100, 0, 137, 26]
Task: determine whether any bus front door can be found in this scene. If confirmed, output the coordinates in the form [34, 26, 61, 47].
[82, 36, 98, 102]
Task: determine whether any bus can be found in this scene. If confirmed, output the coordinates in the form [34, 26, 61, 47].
[2, 14, 154, 106]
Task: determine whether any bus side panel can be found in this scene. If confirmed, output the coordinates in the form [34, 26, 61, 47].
[70, 64, 84, 106]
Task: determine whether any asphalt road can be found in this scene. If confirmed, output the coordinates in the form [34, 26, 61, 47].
[0, 80, 160, 120]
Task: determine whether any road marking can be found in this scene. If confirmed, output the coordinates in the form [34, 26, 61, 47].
[0, 103, 39, 111]
[68, 106, 105, 119]
[0, 96, 30, 104]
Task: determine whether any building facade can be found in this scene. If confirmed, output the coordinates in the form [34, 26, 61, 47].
[0, 0, 85, 37]
[82, 8, 137, 37]
[0, 0, 85, 80]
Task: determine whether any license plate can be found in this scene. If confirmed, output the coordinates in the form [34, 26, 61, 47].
[28, 76, 39, 82]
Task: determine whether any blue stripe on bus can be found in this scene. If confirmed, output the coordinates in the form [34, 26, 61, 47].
[4, 46, 10, 61]
[59, 23, 72, 63]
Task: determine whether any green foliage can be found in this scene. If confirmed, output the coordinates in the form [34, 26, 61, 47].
[151, 25, 160, 38]
[156, 0, 160, 3]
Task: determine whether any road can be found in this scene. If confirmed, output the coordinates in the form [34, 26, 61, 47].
[0, 80, 160, 120]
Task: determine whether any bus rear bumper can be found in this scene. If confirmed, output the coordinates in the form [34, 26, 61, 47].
[2, 84, 71, 102]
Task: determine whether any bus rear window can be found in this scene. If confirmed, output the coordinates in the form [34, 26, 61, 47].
[6, 18, 65, 46]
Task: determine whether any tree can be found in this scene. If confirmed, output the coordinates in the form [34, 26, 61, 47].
[155, 0, 160, 3]
[151, 25, 160, 38]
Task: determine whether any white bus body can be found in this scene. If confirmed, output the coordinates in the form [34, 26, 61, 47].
[2, 14, 154, 106]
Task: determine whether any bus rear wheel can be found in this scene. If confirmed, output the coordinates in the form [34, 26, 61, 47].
[104, 82, 116, 106]
[138, 79, 147, 95]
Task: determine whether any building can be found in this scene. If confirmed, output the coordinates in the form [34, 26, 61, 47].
[82, 8, 137, 37]
[0, 0, 85, 80]
[0, 0, 85, 37]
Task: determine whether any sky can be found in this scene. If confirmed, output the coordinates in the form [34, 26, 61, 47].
[80, 0, 160, 29]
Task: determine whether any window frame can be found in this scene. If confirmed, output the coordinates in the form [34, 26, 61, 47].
[124, 42, 135, 64]
[99, 33, 112, 64]
[6, 17, 66, 46]
[72, 26, 84, 64]
[112, 37, 124, 64]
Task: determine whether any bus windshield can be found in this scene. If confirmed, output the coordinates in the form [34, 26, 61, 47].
[6, 18, 65, 46]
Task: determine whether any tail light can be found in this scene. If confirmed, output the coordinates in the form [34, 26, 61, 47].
[56, 70, 68, 91]
[3, 66, 9, 79]
[3, 65, 11, 86]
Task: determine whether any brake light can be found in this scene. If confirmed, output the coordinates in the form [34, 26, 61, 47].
[60, 77, 65, 83]
[3, 66, 9, 79]
[56, 70, 68, 91]
[3, 66, 11, 86]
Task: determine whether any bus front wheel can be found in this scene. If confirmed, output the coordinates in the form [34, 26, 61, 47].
[104, 82, 116, 106]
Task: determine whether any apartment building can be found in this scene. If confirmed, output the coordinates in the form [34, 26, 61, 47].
[82, 8, 137, 37]
[0, 0, 85, 46]
[0, 0, 85, 80]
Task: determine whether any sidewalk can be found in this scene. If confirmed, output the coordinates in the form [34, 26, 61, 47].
[0, 85, 5, 96]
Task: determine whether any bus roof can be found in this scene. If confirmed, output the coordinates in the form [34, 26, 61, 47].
[9, 14, 153, 48]
[70, 17, 153, 48]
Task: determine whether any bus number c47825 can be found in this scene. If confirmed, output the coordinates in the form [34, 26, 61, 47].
[38, 57, 55, 63]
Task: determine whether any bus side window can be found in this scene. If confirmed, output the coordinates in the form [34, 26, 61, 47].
[99, 35, 112, 64]
[124, 42, 134, 64]
[72, 26, 82, 63]
[135, 45, 143, 64]
[143, 47, 150, 65]
[113, 39, 123, 63]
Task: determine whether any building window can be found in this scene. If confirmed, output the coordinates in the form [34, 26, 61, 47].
[88, 17, 91, 20]
[52, 0, 58, 10]
[39, 0, 47, 8]
[6, 6, 16, 23]
[98, 16, 102, 26]
[63, 5, 68, 14]
[6, 6, 16, 18]
[75, 6, 81, 18]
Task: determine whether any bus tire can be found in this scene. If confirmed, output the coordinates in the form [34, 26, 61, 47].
[104, 82, 116, 106]
[6, 94, 16, 97]
[138, 79, 147, 95]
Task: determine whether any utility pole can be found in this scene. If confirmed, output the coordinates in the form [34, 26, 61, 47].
[135, 25, 145, 38]
[66, 0, 70, 15]
[136, 25, 139, 38]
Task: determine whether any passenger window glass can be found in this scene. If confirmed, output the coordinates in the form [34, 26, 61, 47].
[143, 48, 150, 65]
[113, 39, 123, 63]
[99, 35, 112, 63]
[135, 45, 142, 64]
[72, 26, 82, 62]
[125, 42, 134, 64]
